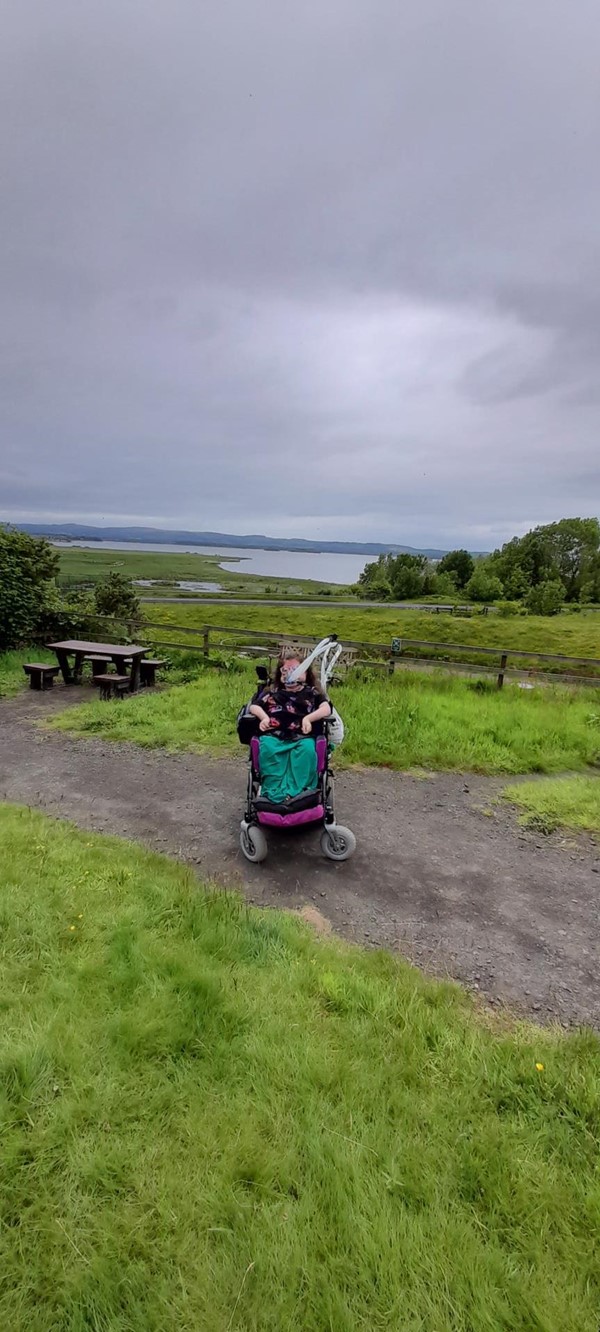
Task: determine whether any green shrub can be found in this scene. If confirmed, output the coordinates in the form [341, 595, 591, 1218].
[465, 566, 504, 603]
[0, 527, 59, 649]
[94, 572, 140, 620]
[431, 571, 459, 599]
[526, 579, 566, 616]
[38, 583, 98, 641]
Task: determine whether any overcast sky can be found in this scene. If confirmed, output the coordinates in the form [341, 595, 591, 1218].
[1, 0, 599, 548]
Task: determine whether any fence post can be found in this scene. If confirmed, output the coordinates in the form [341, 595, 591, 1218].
[203, 625, 210, 661]
[497, 653, 508, 689]
[390, 637, 402, 675]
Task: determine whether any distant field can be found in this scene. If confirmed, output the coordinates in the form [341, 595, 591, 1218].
[1, 803, 598, 1331]
[57, 545, 343, 599]
[144, 603, 600, 670]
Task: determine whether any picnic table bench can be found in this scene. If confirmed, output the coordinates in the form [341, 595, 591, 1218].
[139, 658, 167, 687]
[46, 640, 148, 692]
[23, 662, 60, 691]
[84, 652, 113, 678]
[94, 673, 131, 700]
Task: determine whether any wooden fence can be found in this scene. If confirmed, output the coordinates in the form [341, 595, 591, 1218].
[92, 618, 600, 689]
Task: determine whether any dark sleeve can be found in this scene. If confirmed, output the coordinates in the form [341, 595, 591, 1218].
[312, 689, 331, 712]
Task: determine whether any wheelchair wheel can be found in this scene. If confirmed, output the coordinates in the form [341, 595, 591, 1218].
[320, 825, 356, 861]
[240, 823, 268, 863]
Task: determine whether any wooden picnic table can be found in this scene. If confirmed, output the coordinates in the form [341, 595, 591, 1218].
[46, 640, 148, 692]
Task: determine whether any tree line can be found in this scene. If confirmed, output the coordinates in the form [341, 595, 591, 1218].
[355, 518, 600, 614]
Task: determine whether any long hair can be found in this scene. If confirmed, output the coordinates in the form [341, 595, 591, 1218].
[274, 649, 319, 690]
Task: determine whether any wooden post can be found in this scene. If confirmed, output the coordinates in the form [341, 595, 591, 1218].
[203, 626, 210, 661]
[497, 652, 508, 689]
[389, 637, 402, 675]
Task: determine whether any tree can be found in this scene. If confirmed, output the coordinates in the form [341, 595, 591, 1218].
[357, 554, 387, 595]
[502, 566, 530, 601]
[355, 555, 393, 600]
[544, 517, 600, 601]
[437, 549, 474, 589]
[94, 572, 140, 621]
[526, 579, 565, 616]
[357, 553, 431, 601]
[580, 550, 600, 603]
[489, 517, 599, 603]
[489, 530, 553, 594]
[0, 527, 59, 650]
[431, 570, 459, 599]
[388, 554, 429, 600]
[465, 564, 504, 603]
[357, 573, 393, 601]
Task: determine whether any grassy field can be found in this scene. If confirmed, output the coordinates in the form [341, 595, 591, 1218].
[503, 776, 600, 834]
[1, 803, 598, 1332]
[57, 545, 343, 598]
[49, 663, 600, 774]
[144, 602, 600, 670]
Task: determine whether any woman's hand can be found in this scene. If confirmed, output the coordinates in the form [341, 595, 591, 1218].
[260, 715, 277, 732]
[301, 715, 313, 735]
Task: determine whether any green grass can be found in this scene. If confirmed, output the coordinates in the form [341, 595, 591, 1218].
[146, 603, 600, 672]
[0, 648, 57, 698]
[1, 803, 599, 1331]
[49, 664, 600, 774]
[503, 776, 600, 834]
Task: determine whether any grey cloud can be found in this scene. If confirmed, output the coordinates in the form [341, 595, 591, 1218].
[0, 0, 599, 546]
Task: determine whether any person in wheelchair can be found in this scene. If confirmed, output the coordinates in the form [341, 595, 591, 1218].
[248, 650, 332, 803]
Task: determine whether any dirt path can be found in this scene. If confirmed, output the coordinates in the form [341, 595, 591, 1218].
[2, 689, 598, 1026]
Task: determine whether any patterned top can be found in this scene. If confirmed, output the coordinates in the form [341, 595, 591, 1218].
[255, 685, 329, 738]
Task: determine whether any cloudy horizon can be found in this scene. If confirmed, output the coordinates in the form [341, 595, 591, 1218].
[1, 0, 599, 549]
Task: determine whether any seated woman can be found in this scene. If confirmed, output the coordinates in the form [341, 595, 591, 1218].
[249, 651, 332, 803]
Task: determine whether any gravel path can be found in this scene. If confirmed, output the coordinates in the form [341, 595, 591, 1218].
[1, 688, 598, 1026]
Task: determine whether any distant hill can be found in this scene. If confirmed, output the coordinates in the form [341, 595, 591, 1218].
[15, 522, 453, 558]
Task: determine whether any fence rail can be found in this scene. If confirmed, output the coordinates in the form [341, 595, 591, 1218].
[79, 616, 600, 689]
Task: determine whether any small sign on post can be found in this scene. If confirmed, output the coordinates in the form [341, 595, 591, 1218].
[390, 637, 402, 675]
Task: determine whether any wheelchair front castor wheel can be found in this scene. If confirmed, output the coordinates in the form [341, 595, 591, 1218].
[240, 823, 268, 863]
[320, 825, 356, 861]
